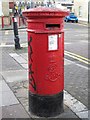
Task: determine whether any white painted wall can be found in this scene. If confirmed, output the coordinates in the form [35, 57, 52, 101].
[0, 1, 2, 25]
[73, 0, 88, 23]
[2, 2, 9, 16]
[0, 1, 2, 16]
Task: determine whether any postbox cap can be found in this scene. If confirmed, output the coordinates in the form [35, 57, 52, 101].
[23, 7, 69, 18]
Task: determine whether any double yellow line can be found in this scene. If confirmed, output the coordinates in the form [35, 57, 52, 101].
[65, 51, 90, 65]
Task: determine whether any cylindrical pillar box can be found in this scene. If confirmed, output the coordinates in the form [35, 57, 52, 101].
[23, 7, 69, 117]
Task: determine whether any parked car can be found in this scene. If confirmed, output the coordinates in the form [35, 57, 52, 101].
[64, 12, 78, 23]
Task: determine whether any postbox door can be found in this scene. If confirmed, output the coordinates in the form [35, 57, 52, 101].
[28, 32, 64, 95]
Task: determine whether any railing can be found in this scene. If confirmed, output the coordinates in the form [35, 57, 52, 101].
[1, 15, 27, 29]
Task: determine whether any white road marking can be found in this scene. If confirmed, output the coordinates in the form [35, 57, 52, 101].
[74, 34, 88, 37]
[76, 64, 89, 70]
[80, 40, 88, 43]
[65, 52, 89, 64]
[64, 42, 72, 45]
[65, 58, 89, 70]
[69, 23, 88, 27]
[64, 59, 74, 65]
[64, 29, 67, 31]
[77, 23, 88, 27]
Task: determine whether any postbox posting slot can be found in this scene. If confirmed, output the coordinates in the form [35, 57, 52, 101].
[46, 24, 60, 29]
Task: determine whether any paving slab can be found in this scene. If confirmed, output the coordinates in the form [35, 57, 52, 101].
[9, 53, 27, 64]
[0, 79, 19, 107]
[21, 63, 28, 69]
[0, 107, 2, 120]
[2, 104, 30, 118]
[0, 74, 4, 81]
[9, 80, 28, 104]
[2, 48, 23, 71]
[1, 70, 28, 83]
[0, 80, 11, 92]
[0, 91, 19, 107]
[76, 111, 88, 118]
[20, 53, 28, 61]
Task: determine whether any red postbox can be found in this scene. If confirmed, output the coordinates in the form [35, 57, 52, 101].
[23, 7, 69, 117]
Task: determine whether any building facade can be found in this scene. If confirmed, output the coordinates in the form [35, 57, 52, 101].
[88, 0, 90, 23]
[72, 0, 89, 24]
[0, 1, 9, 26]
[56, 0, 74, 11]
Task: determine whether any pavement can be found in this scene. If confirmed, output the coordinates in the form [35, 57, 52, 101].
[1, 25, 26, 31]
[0, 43, 89, 120]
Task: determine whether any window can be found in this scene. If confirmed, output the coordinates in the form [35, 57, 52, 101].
[79, 6, 82, 16]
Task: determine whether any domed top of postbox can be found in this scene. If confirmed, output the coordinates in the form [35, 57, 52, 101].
[23, 7, 69, 19]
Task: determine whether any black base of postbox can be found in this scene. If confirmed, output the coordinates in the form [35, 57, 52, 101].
[29, 91, 64, 117]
